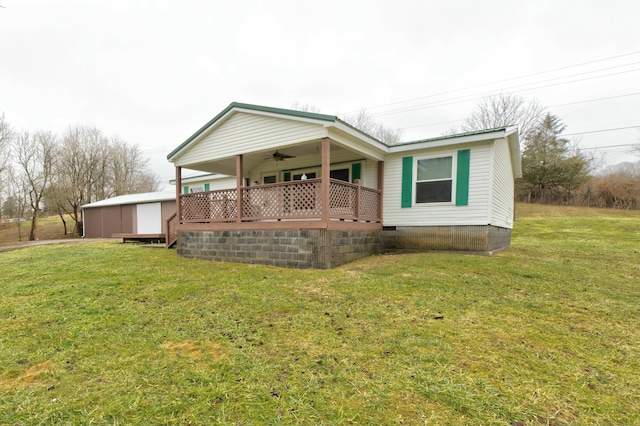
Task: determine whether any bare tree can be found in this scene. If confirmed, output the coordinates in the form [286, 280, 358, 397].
[0, 113, 11, 172]
[462, 93, 545, 144]
[108, 136, 159, 196]
[52, 125, 109, 235]
[290, 102, 322, 114]
[0, 113, 14, 220]
[50, 125, 159, 235]
[342, 108, 403, 145]
[290, 103, 403, 145]
[6, 165, 30, 241]
[13, 130, 57, 240]
[45, 181, 71, 235]
[598, 161, 640, 178]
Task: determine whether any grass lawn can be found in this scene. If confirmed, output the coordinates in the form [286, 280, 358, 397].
[0, 215, 77, 247]
[1, 204, 639, 425]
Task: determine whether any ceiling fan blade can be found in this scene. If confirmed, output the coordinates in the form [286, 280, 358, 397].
[273, 150, 295, 160]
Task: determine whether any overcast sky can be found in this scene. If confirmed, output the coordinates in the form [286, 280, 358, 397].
[1, 0, 639, 186]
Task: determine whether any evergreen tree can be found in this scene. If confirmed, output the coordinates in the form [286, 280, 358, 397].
[521, 113, 590, 203]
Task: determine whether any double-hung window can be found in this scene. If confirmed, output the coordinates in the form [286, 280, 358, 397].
[401, 150, 470, 208]
[416, 156, 453, 203]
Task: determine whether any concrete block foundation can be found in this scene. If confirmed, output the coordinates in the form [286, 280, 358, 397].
[178, 229, 385, 269]
[177, 225, 512, 269]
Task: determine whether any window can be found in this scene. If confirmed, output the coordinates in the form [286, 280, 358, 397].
[401, 150, 470, 208]
[263, 175, 277, 184]
[330, 168, 349, 182]
[416, 156, 453, 203]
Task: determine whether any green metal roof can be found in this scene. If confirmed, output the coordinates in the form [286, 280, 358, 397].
[166, 101, 516, 161]
[396, 126, 515, 147]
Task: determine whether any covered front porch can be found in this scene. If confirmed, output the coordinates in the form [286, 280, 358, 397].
[169, 138, 385, 268]
[172, 137, 384, 233]
[166, 103, 388, 267]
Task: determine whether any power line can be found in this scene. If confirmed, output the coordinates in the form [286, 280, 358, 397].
[398, 92, 640, 132]
[562, 125, 640, 137]
[346, 49, 640, 115]
[396, 119, 465, 131]
[549, 92, 640, 108]
[372, 67, 640, 118]
[579, 143, 637, 151]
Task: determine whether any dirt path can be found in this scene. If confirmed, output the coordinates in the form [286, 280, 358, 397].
[0, 238, 110, 253]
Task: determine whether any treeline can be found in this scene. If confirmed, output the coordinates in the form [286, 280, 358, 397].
[462, 94, 640, 210]
[517, 162, 640, 210]
[514, 113, 640, 209]
[0, 113, 159, 240]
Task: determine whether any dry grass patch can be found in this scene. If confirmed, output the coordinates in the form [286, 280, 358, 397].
[0, 362, 55, 389]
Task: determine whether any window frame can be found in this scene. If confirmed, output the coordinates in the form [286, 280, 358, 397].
[414, 155, 456, 205]
[261, 173, 278, 185]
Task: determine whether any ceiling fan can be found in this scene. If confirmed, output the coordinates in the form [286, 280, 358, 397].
[272, 150, 295, 161]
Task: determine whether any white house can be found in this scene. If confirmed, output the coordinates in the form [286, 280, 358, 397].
[171, 173, 236, 195]
[164, 102, 520, 268]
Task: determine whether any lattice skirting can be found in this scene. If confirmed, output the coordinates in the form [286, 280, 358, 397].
[383, 225, 512, 253]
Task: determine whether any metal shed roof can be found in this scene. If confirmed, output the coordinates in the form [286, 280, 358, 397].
[81, 190, 176, 209]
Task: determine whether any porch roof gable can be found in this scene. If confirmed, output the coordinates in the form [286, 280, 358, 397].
[166, 102, 384, 161]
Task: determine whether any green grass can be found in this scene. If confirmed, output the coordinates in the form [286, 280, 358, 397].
[1, 204, 639, 425]
[0, 215, 77, 247]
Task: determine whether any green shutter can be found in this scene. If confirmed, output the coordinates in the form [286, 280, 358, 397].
[183, 186, 189, 194]
[351, 163, 361, 182]
[204, 183, 210, 191]
[456, 149, 470, 206]
[283, 172, 291, 182]
[401, 156, 413, 208]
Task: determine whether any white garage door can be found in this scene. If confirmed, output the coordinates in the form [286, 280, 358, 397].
[137, 202, 162, 234]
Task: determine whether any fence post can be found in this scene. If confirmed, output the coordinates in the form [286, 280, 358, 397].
[175, 166, 182, 222]
[355, 179, 361, 221]
[321, 138, 331, 225]
[236, 155, 243, 223]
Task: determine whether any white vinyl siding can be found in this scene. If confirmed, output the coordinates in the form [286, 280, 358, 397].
[206, 176, 236, 190]
[362, 159, 379, 189]
[175, 112, 328, 166]
[383, 144, 492, 226]
[247, 150, 379, 188]
[182, 176, 236, 193]
[489, 138, 515, 228]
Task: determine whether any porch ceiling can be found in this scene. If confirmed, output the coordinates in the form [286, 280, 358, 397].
[182, 141, 352, 176]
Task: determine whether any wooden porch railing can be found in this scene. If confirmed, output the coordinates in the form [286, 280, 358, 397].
[178, 178, 381, 224]
[165, 212, 178, 248]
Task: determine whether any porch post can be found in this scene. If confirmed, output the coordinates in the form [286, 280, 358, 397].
[175, 166, 182, 222]
[236, 154, 243, 223]
[377, 161, 384, 222]
[321, 138, 331, 225]
[355, 179, 361, 221]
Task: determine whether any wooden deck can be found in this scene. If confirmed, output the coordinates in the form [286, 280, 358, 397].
[112, 233, 166, 243]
